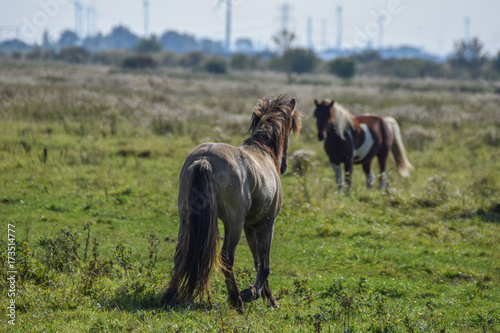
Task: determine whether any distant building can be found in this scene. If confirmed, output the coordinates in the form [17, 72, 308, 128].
[319, 44, 441, 62]
[378, 46, 440, 62]
[235, 38, 253, 54]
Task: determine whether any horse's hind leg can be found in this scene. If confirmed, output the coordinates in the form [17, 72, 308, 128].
[241, 221, 277, 306]
[262, 280, 278, 307]
[221, 219, 244, 312]
[363, 160, 375, 189]
[244, 225, 278, 307]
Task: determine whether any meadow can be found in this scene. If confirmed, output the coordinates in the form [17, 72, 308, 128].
[0, 61, 499, 332]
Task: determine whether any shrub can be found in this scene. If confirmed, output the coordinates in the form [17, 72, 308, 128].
[121, 54, 158, 69]
[204, 57, 228, 74]
[494, 51, 500, 72]
[38, 228, 80, 272]
[134, 35, 162, 54]
[59, 46, 90, 63]
[391, 58, 442, 78]
[404, 126, 438, 150]
[179, 51, 204, 67]
[160, 51, 180, 67]
[283, 48, 318, 74]
[328, 57, 356, 79]
[231, 53, 248, 70]
[91, 50, 128, 66]
[26, 47, 42, 60]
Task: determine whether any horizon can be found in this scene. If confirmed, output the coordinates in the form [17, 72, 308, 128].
[1, 0, 499, 58]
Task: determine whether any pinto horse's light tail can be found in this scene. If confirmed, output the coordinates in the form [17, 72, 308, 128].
[163, 159, 219, 306]
[385, 117, 413, 177]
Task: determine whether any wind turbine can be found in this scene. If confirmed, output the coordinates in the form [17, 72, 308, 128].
[215, 0, 232, 52]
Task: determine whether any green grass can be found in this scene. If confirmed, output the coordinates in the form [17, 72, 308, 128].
[0, 62, 499, 332]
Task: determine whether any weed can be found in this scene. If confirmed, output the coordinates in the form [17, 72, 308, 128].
[290, 149, 318, 202]
[147, 233, 160, 270]
[113, 243, 133, 271]
[38, 228, 80, 272]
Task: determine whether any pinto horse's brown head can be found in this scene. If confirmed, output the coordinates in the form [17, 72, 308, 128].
[313, 99, 334, 141]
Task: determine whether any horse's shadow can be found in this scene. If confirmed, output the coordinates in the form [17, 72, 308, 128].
[102, 290, 214, 313]
[478, 203, 500, 223]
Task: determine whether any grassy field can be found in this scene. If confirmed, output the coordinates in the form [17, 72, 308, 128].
[0, 61, 499, 332]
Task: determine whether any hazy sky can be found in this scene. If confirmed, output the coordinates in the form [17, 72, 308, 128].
[1, 0, 499, 56]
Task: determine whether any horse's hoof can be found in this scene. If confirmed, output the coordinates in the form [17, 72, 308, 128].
[240, 286, 257, 303]
[267, 299, 279, 308]
[229, 295, 244, 312]
[161, 289, 178, 309]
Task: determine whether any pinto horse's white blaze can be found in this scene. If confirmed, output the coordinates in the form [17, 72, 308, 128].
[353, 124, 373, 163]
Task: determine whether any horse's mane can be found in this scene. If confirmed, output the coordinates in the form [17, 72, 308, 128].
[332, 102, 354, 140]
[243, 94, 301, 172]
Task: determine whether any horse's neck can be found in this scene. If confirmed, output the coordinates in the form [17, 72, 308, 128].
[331, 107, 355, 139]
[241, 138, 282, 173]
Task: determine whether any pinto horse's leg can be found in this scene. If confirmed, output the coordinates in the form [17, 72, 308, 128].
[330, 163, 344, 190]
[221, 219, 245, 312]
[244, 225, 278, 308]
[241, 221, 276, 306]
[344, 159, 353, 190]
[362, 161, 375, 189]
[377, 152, 389, 190]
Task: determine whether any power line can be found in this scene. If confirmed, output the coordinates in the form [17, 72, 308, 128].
[74, 1, 84, 37]
[307, 17, 313, 50]
[279, 2, 292, 32]
[143, 0, 150, 38]
[215, 0, 232, 52]
[336, 6, 343, 50]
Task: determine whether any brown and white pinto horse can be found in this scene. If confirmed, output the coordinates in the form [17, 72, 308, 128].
[313, 99, 412, 190]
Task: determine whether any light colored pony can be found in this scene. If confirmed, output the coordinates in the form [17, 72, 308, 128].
[162, 95, 301, 312]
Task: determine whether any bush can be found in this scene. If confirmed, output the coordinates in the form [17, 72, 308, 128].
[90, 50, 128, 66]
[59, 46, 90, 63]
[134, 35, 162, 54]
[204, 57, 227, 74]
[494, 51, 500, 72]
[160, 51, 180, 67]
[179, 51, 204, 67]
[328, 57, 356, 79]
[26, 47, 42, 60]
[121, 54, 158, 69]
[391, 58, 442, 78]
[353, 50, 381, 64]
[231, 53, 248, 70]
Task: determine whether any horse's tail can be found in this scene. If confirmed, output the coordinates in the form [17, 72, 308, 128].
[169, 159, 219, 302]
[385, 117, 413, 177]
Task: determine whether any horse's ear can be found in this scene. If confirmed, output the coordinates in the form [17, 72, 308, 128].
[289, 98, 296, 112]
[314, 99, 319, 106]
[329, 100, 335, 107]
[249, 113, 261, 133]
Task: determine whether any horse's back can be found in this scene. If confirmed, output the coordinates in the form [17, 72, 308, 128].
[179, 143, 250, 221]
[179, 142, 282, 225]
[355, 115, 393, 149]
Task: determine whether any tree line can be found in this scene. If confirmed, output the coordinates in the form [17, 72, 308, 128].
[1, 25, 499, 81]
